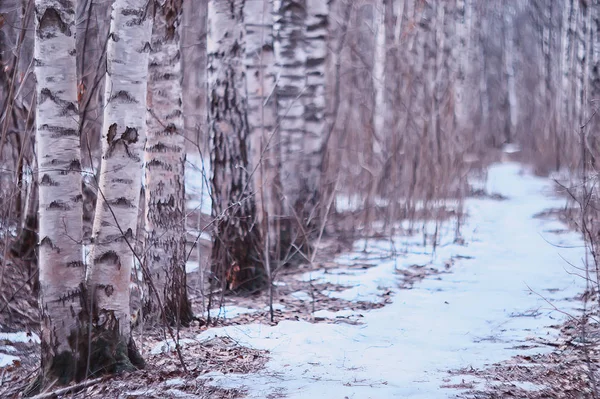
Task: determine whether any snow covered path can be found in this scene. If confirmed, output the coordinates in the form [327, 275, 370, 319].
[197, 163, 586, 398]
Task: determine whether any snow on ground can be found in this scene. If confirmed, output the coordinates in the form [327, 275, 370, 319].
[190, 162, 586, 398]
[0, 331, 40, 368]
[335, 194, 462, 215]
[290, 291, 312, 301]
[206, 305, 259, 319]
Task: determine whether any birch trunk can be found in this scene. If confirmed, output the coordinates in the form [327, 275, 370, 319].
[558, 0, 575, 167]
[274, 0, 310, 251]
[478, 9, 490, 136]
[454, 0, 467, 130]
[503, 6, 517, 144]
[589, 0, 600, 164]
[86, 0, 152, 364]
[575, 1, 589, 128]
[303, 0, 328, 200]
[539, 1, 553, 142]
[77, 0, 111, 242]
[208, 0, 264, 292]
[182, 0, 208, 145]
[373, 0, 385, 157]
[245, 0, 281, 260]
[432, 1, 445, 165]
[34, 0, 85, 385]
[143, 0, 192, 326]
[591, 1, 600, 104]
[384, 0, 400, 144]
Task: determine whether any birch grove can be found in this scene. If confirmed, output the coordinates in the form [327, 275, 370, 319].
[5, 0, 600, 394]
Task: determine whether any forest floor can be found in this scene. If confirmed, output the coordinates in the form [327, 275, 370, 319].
[0, 161, 597, 398]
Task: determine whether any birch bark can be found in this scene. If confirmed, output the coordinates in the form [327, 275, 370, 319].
[503, 6, 517, 144]
[34, 0, 85, 385]
[373, 0, 385, 157]
[454, 0, 467, 130]
[274, 0, 310, 249]
[208, 0, 264, 292]
[590, 0, 600, 157]
[245, 0, 281, 260]
[559, 0, 575, 159]
[86, 0, 152, 357]
[574, 1, 589, 128]
[303, 0, 328, 199]
[77, 0, 111, 242]
[182, 0, 208, 144]
[143, 0, 192, 326]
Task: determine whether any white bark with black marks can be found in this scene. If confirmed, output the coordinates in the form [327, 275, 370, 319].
[34, 0, 85, 383]
[373, 0, 385, 157]
[303, 0, 328, 189]
[245, 0, 281, 259]
[144, 0, 192, 326]
[87, 0, 153, 338]
[454, 0, 468, 129]
[274, 0, 307, 228]
[181, 0, 208, 144]
[208, 0, 264, 292]
[559, 0, 575, 140]
[503, 5, 517, 143]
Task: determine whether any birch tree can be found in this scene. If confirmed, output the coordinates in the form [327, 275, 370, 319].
[303, 0, 328, 211]
[478, 5, 490, 137]
[589, 0, 600, 163]
[373, 0, 386, 157]
[182, 0, 208, 145]
[245, 0, 281, 261]
[208, 0, 264, 292]
[503, 5, 518, 144]
[77, 0, 111, 242]
[272, 0, 328, 254]
[574, 0, 589, 128]
[86, 0, 152, 366]
[454, 0, 469, 131]
[33, 0, 86, 387]
[274, 0, 308, 250]
[558, 0, 576, 167]
[144, 0, 193, 326]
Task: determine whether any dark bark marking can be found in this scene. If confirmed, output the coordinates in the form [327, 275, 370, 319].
[68, 159, 81, 172]
[122, 127, 138, 143]
[112, 178, 134, 184]
[66, 260, 85, 268]
[38, 7, 70, 38]
[104, 284, 114, 297]
[107, 123, 118, 145]
[109, 90, 138, 103]
[40, 174, 58, 186]
[109, 197, 134, 207]
[40, 236, 54, 248]
[141, 41, 152, 53]
[47, 200, 69, 210]
[107, 124, 140, 160]
[94, 250, 120, 265]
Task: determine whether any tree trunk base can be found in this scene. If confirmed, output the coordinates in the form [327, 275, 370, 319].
[24, 322, 144, 397]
